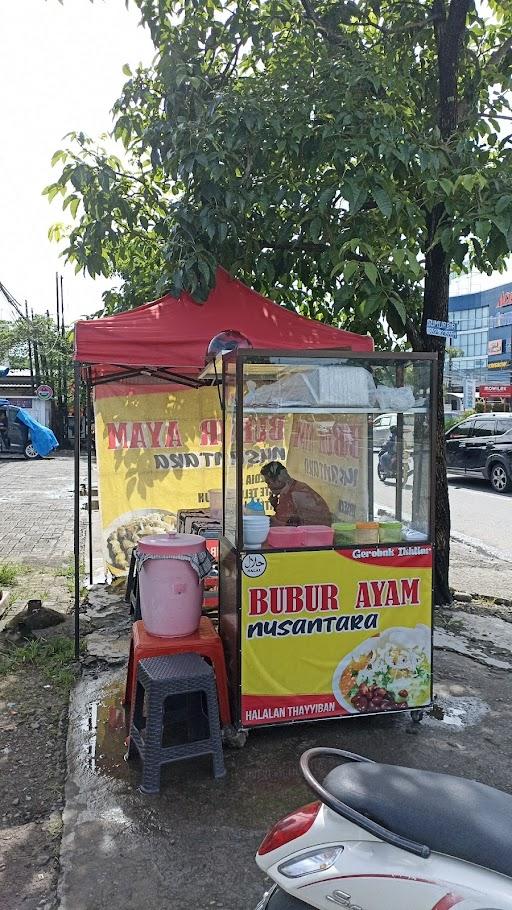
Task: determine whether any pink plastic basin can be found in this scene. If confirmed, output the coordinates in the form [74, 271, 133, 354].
[301, 525, 334, 547]
[137, 533, 205, 637]
[267, 526, 304, 548]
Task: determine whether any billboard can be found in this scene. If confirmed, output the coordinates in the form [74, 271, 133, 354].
[488, 339, 503, 355]
[479, 385, 512, 398]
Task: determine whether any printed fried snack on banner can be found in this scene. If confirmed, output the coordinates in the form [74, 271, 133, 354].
[106, 511, 176, 570]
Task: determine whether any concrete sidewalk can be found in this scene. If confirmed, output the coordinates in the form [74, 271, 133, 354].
[0, 453, 77, 566]
[449, 537, 512, 600]
[58, 589, 512, 910]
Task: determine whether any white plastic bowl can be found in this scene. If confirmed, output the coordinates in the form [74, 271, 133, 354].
[243, 515, 270, 548]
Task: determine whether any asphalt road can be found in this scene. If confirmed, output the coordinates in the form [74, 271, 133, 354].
[373, 455, 512, 560]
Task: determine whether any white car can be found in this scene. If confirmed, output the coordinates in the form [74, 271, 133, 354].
[372, 413, 414, 449]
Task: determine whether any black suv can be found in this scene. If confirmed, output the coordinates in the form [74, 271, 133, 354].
[445, 413, 512, 493]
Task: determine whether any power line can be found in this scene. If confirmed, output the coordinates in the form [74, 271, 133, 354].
[0, 279, 29, 322]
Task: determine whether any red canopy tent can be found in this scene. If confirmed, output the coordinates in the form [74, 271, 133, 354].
[72, 269, 373, 656]
[74, 267, 373, 378]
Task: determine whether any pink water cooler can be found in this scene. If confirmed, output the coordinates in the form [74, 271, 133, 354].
[137, 533, 206, 637]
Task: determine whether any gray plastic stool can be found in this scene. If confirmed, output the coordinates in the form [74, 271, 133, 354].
[127, 652, 226, 793]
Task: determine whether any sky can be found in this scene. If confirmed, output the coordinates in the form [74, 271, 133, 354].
[0, 1, 510, 327]
[0, 0, 153, 324]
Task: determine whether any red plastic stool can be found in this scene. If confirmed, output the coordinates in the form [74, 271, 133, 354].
[123, 617, 231, 727]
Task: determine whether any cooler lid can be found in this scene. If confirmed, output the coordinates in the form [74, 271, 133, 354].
[138, 532, 206, 556]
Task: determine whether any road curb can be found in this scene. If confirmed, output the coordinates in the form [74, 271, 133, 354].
[450, 589, 512, 608]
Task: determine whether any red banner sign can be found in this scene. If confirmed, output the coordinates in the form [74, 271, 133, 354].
[498, 291, 512, 308]
[479, 385, 512, 398]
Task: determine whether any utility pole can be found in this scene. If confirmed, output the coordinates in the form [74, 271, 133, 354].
[31, 309, 41, 388]
[55, 273, 63, 412]
[55, 273, 60, 334]
[25, 300, 35, 393]
[60, 275, 69, 445]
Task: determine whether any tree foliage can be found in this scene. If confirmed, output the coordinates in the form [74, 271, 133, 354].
[46, 0, 512, 338]
[45, 0, 512, 602]
[0, 321, 30, 370]
[0, 316, 72, 400]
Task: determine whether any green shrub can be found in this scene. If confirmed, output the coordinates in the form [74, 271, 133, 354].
[445, 409, 475, 431]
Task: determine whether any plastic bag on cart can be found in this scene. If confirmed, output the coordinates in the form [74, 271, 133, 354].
[375, 385, 415, 411]
[244, 366, 377, 408]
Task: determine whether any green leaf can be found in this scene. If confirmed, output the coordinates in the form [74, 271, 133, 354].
[456, 174, 476, 192]
[391, 296, 406, 325]
[98, 171, 111, 192]
[47, 185, 61, 203]
[343, 261, 358, 282]
[318, 187, 335, 210]
[51, 150, 67, 167]
[363, 262, 378, 285]
[439, 178, 453, 196]
[490, 214, 511, 237]
[372, 188, 392, 218]
[392, 248, 406, 269]
[122, 64, 132, 77]
[496, 195, 512, 215]
[475, 220, 491, 241]
[70, 197, 80, 219]
[309, 218, 322, 242]
[406, 252, 422, 278]
[361, 296, 381, 317]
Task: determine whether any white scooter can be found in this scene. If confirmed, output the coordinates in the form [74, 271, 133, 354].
[255, 747, 512, 910]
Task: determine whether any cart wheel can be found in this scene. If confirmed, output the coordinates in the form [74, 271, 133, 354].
[410, 710, 424, 725]
[222, 725, 248, 749]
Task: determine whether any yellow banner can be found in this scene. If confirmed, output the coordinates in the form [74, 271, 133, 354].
[286, 414, 368, 521]
[94, 384, 291, 573]
[240, 546, 432, 726]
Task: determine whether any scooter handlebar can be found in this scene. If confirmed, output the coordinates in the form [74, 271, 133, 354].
[300, 747, 431, 860]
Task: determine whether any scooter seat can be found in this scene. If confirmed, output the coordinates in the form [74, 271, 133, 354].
[324, 761, 512, 878]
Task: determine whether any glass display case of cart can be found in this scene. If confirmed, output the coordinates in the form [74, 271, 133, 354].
[222, 351, 436, 552]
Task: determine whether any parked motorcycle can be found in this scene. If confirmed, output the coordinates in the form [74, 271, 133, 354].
[377, 447, 412, 484]
[255, 747, 512, 910]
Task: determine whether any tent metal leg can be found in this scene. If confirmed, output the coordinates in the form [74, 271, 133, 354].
[86, 377, 93, 585]
[74, 361, 81, 661]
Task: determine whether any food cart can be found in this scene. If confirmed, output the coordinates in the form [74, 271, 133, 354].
[211, 349, 436, 736]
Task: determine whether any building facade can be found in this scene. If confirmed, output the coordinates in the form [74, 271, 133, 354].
[447, 280, 512, 386]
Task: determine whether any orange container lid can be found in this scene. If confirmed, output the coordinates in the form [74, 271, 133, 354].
[356, 522, 379, 529]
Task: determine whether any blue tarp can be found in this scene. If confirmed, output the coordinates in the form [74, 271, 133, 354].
[15, 408, 59, 457]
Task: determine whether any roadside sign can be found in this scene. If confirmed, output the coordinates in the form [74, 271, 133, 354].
[488, 359, 512, 370]
[479, 385, 512, 399]
[463, 378, 476, 411]
[426, 319, 457, 339]
[36, 384, 53, 400]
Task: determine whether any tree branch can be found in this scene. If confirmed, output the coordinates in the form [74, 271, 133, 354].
[405, 315, 423, 350]
[489, 35, 512, 68]
[298, 0, 351, 47]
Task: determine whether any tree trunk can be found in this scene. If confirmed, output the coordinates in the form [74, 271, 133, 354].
[418, 0, 471, 605]
[422, 204, 452, 605]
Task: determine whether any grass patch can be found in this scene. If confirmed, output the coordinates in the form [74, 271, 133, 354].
[0, 637, 80, 690]
[56, 560, 85, 596]
[0, 563, 25, 587]
[56, 561, 75, 580]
